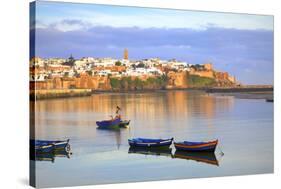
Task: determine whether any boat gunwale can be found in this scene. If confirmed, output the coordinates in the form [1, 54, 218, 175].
[174, 140, 218, 148]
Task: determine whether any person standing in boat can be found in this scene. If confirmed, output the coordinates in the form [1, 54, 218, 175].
[115, 106, 121, 119]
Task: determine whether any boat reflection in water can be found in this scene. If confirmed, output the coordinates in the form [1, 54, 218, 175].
[33, 150, 72, 163]
[31, 149, 72, 163]
[128, 147, 219, 166]
[128, 147, 172, 157]
[172, 151, 219, 166]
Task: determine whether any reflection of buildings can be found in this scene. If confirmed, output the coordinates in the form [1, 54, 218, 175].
[35, 91, 234, 128]
[34, 91, 234, 148]
[124, 48, 128, 60]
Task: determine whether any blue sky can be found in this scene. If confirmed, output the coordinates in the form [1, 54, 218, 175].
[32, 1, 274, 84]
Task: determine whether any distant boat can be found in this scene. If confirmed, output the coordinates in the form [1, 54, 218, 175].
[266, 98, 273, 102]
[173, 151, 219, 166]
[30, 139, 70, 153]
[128, 138, 173, 149]
[128, 146, 172, 157]
[119, 120, 130, 128]
[96, 117, 121, 129]
[174, 139, 218, 152]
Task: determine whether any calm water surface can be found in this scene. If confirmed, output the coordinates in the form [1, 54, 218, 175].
[31, 91, 273, 188]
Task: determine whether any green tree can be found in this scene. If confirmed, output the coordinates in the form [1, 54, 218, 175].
[110, 78, 121, 89]
[115, 61, 122, 66]
[136, 63, 145, 68]
[86, 70, 93, 76]
[134, 78, 143, 89]
[188, 75, 216, 87]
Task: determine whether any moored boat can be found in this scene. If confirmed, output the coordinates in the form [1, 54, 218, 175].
[35, 139, 70, 150]
[30, 139, 70, 153]
[174, 139, 218, 152]
[128, 138, 173, 149]
[96, 117, 121, 129]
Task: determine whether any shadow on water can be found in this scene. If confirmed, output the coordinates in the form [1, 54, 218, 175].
[128, 147, 219, 166]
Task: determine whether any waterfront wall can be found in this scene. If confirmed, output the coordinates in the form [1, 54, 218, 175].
[30, 70, 237, 93]
[166, 71, 188, 89]
[30, 74, 111, 90]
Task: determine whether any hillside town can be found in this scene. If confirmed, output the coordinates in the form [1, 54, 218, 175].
[30, 49, 237, 91]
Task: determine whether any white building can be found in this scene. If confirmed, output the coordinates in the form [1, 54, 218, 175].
[169, 61, 188, 69]
[94, 58, 117, 67]
[45, 58, 67, 65]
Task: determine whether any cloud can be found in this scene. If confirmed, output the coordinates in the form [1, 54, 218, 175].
[36, 1, 273, 31]
[33, 25, 273, 84]
[48, 19, 93, 32]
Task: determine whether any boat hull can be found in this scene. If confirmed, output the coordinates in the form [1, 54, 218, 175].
[119, 120, 130, 128]
[128, 138, 173, 149]
[174, 140, 218, 152]
[35, 144, 54, 153]
[96, 118, 121, 129]
[31, 139, 70, 153]
[35, 140, 70, 150]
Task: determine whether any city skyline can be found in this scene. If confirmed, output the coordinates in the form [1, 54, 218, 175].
[31, 1, 274, 84]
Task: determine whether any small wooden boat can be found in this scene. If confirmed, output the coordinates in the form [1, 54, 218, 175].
[96, 117, 121, 129]
[173, 151, 219, 166]
[174, 139, 218, 152]
[30, 139, 70, 153]
[119, 120, 130, 128]
[128, 138, 173, 149]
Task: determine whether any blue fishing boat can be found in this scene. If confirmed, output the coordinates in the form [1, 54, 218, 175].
[35, 139, 70, 150]
[174, 139, 218, 152]
[96, 117, 121, 129]
[128, 138, 173, 148]
[30, 139, 70, 153]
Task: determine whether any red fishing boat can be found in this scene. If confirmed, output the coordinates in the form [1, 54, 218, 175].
[174, 139, 218, 152]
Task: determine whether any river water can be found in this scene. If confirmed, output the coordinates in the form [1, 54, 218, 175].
[31, 90, 273, 188]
